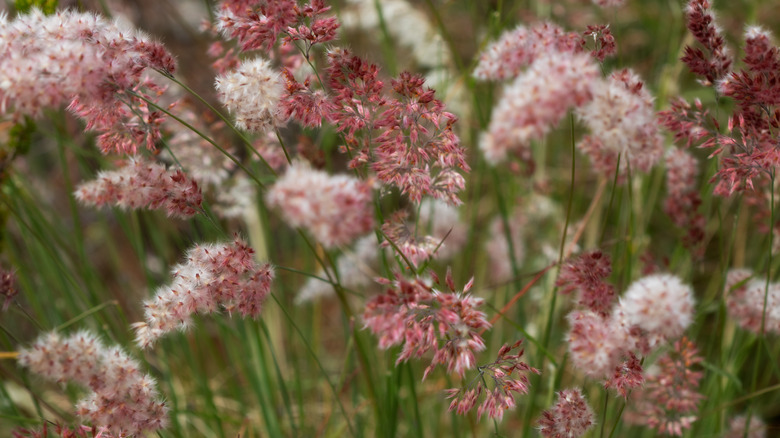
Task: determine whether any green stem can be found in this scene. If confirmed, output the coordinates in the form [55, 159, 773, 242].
[155, 70, 278, 175]
[128, 91, 267, 190]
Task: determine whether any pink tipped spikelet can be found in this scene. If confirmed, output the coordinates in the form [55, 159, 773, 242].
[632, 337, 704, 436]
[481, 52, 598, 164]
[445, 340, 539, 421]
[325, 49, 469, 205]
[18, 331, 168, 436]
[618, 274, 695, 345]
[473, 22, 581, 81]
[373, 72, 468, 205]
[215, 57, 285, 133]
[0, 9, 174, 154]
[75, 158, 202, 219]
[603, 352, 645, 398]
[682, 0, 733, 86]
[216, 0, 339, 55]
[557, 251, 616, 316]
[265, 161, 375, 248]
[133, 238, 274, 348]
[582, 25, 617, 62]
[363, 271, 490, 379]
[576, 69, 664, 179]
[725, 269, 780, 334]
[537, 388, 596, 438]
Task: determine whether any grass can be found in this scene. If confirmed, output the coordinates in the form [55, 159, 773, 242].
[1, 0, 780, 437]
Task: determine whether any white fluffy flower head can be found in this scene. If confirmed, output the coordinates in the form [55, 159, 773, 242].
[619, 274, 695, 343]
[215, 57, 285, 132]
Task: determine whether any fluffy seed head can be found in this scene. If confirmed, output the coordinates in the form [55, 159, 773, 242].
[265, 161, 375, 248]
[538, 388, 596, 438]
[215, 57, 285, 132]
[618, 274, 695, 344]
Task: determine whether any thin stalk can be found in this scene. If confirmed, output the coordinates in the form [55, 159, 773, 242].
[127, 91, 268, 189]
[155, 70, 278, 175]
[268, 293, 357, 438]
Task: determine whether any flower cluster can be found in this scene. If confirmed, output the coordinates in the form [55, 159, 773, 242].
[362, 271, 490, 379]
[724, 269, 780, 335]
[18, 331, 168, 436]
[617, 274, 695, 346]
[0, 8, 175, 154]
[215, 57, 286, 133]
[537, 388, 596, 438]
[576, 69, 665, 179]
[74, 158, 202, 219]
[325, 50, 469, 205]
[630, 337, 705, 436]
[480, 51, 598, 164]
[216, 0, 339, 55]
[681, 0, 732, 86]
[662, 3, 780, 196]
[557, 250, 616, 316]
[566, 273, 694, 389]
[445, 340, 539, 421]
[582, 24, 617, 62]
[473, 22, 581, 81]
[132, 238, 274, 348]
[373, 72, 468, 205]
[265, 161, 375, 248]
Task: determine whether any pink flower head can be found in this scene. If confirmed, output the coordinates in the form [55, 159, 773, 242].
[18, 331, 168, 436]
[373, 71, 469, 205]
[132, 238, 274, 348]
[325, 51, 469, 205]
[582, 24, 617, 62]
[446, 340, 539, 421]
[682, 0, 733, 86]
[215, 0, 338, 55]
[482, 51, 598, 164]
[617, 274, 695, 345]
[603, 352, 644, 399]
[576, 69, 664, 179]
[538, 388, 596, 438]
[725, 269, 780, 334]
[632, 337, 705, 436]
[75, 158, 202, 219]
[265, 161, 375, 248]
[362, 272, 490, 379]
[0, 9, 175, 154]
[215, 57, 285, 133]
[473, 22, 581, 81]
[557, 250, 616, 316]
[566, 310, 628, 378]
